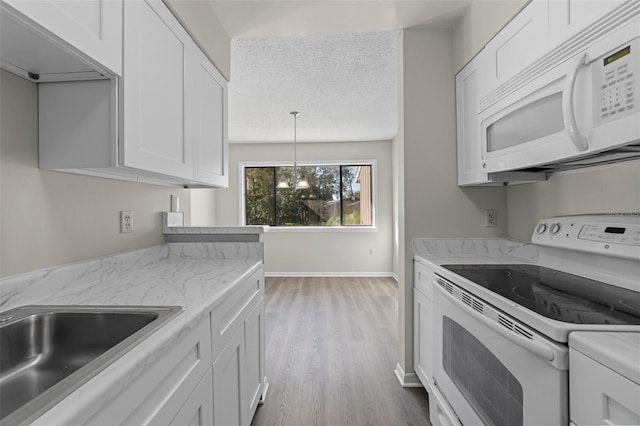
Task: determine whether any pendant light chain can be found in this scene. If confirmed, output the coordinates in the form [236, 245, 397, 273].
[292, 111, 299, 189]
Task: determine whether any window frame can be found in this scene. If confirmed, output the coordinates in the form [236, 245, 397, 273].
[239, 160, 378, 232]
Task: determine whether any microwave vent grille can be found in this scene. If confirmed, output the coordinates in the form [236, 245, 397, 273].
[479, 0, 640, 112]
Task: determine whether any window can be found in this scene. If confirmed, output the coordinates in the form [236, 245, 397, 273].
[243, 163, 374, 228]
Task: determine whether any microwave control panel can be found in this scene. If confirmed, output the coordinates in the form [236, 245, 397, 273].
[595, 37, 638, 123]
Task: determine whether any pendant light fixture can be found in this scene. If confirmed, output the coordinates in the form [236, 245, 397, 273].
[292, 111, 309, 190]
[277, 111, 309, 190]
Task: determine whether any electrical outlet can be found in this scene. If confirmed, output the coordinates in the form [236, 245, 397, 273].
[120, 210, 133, 233]
[485, 209, 497, 227]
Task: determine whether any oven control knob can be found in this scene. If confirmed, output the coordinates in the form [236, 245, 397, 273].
[536, 224, 548, 234]
[550, 223, 561, 234]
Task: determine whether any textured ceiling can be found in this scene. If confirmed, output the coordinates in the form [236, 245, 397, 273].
[229, 31, 399, 143]
[209, 1, 470, 38]
[215, 1, 471, 143]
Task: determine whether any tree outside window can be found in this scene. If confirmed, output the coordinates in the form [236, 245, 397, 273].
[245, 164, 373, 227]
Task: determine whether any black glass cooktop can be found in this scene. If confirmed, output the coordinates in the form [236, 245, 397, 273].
[442, 264, 640, 325]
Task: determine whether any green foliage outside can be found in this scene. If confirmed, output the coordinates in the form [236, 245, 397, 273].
[245, 165, 365, 226]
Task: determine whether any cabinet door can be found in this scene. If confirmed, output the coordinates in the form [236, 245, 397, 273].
[86, 319, 212, 425]
[213, 326, 246, 426]
[413, 288, 433, 387]
[121, 0, 193, 180]
[189, 48, 229, 187]
[570, 349, 640, 425]
[549, 0, 626, 47]
[168, 369, 214, 426]
[244, 298, 265, 419]
[456, 54, 488, 186]
[483, 0, 549, 91]
[4, 0, 122, 75]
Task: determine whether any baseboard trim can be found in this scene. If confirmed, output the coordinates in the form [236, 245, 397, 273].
[394, 363, 423, 388]
[391, 273, 399, 282]
[264, 272, 396, 278]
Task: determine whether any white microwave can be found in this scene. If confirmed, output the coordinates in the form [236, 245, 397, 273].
[479, 13, 640, 173]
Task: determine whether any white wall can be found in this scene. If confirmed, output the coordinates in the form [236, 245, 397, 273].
[190, 188, 217, 226]
[211, 141, 393, 275]
[394, 29, 509, 375]
[0, 70, 191, 277]
[507, 160, 640, 241]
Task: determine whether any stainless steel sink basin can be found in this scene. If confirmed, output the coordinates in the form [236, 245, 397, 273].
[0, 305, 182, 425]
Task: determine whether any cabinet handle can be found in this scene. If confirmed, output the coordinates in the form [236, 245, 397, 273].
[562, 52, 589, 151]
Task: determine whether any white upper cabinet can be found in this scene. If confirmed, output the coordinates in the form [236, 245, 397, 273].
[37, 0, 230, 188]
[456, 54, 485, 186]
[189, 47, 229, 187]
[455, 52, 545, 186]
[120, 0, 228, 186]
[481, 0, 549, 103]
[549, 0, 627, 47]
[2, 0, 122, 76]
[121, 0, 193, 181]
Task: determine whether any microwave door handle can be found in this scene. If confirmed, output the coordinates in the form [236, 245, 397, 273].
[562, 52, 589, 151]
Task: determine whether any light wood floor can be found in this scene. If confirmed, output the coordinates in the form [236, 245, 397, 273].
[251, 277, 431, 426]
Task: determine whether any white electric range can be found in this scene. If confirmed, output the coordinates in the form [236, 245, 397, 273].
[429, 215, 640, 426]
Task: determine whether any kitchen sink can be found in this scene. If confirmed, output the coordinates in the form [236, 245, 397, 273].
[0, 305, 182, 425]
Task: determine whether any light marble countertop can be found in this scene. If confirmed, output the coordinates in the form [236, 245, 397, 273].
[162, 212, 269, 242]
[0, 242, 263, 424]
[413, 237, 539, 269]
[164, 225, 270, 235]
[569, 332, 640, 385]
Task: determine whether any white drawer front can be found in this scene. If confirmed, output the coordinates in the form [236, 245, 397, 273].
[211, 268, 264, 363]
[570, 349, 640, 425]
[414, 261, 434, 300]
[88, 319, 212, 425]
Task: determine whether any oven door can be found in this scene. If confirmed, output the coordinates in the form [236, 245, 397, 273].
[433, 278, 569, 426]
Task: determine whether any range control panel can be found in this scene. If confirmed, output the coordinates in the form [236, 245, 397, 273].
[532, 215, 640, 260]
[595, 37, 638, 123]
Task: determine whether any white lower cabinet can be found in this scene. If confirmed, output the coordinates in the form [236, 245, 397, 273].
[40, 266, 267, 426]
[413, 261, 434, 387]
[213, 326, 246, 426]
[169, 368, 215, 426]
[244, 299, 266, 418]
[83, 319, 212, 425]
[210, 267, 266, 426]
[413, 288, 432, 387]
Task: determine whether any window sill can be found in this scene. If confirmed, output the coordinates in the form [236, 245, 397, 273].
[261, 226, 378, 233]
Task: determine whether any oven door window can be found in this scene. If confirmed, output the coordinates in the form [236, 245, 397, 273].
[443, 316, 524, 426]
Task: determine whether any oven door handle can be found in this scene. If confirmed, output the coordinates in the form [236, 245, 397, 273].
[438, 284, 556, 362]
